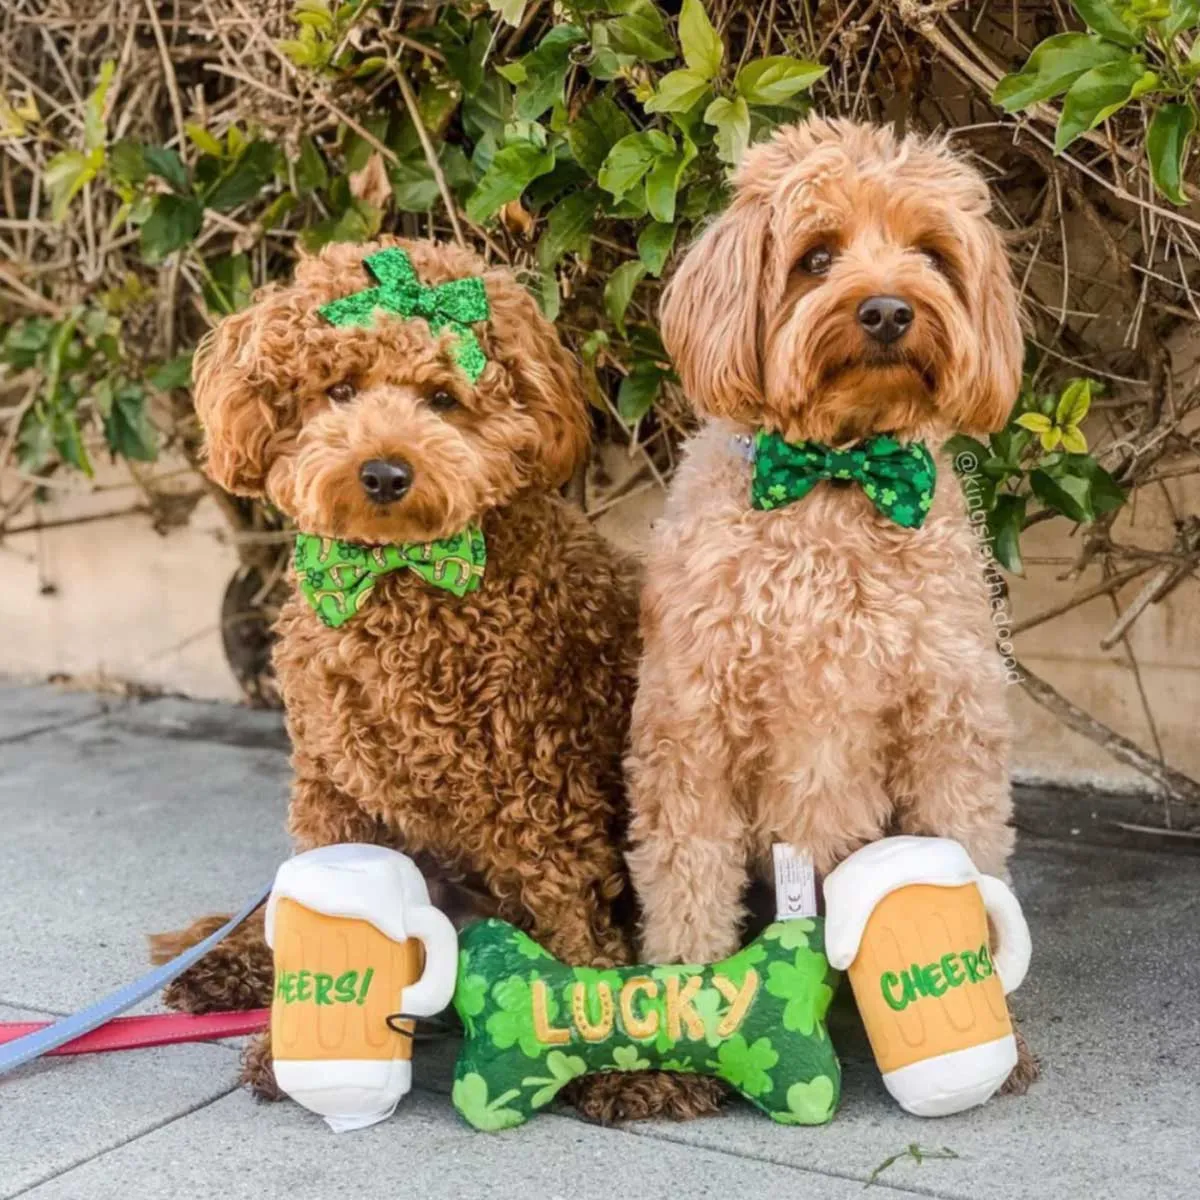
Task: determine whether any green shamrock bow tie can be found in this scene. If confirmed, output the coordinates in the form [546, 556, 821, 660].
[318, 247, 491, 382]
[294, 527, 486, 628]
[751, 431, 936, 529]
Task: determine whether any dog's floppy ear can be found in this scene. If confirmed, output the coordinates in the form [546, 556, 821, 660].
[949, 220, 1024, 435]
[482, 269, 590, 489]
[660, 197, 771, 419]
[192, 289, 298, 496]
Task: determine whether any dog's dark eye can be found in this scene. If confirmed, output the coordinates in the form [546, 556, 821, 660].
[799, 245, 835, 276]
[921, 247, 948, 274]
[428, 389, 458, 413]
[327, 381, 355, 405]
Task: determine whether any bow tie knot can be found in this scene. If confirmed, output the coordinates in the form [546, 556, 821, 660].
[750, 432, 936, 528]
[295, 527, 486, 628]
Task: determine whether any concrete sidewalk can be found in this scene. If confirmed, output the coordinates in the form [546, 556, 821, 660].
[0, 683, 1196, 1199]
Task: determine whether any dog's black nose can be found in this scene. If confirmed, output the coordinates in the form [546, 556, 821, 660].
[857, 295, 914, 344]
[359, 458, 413, 505]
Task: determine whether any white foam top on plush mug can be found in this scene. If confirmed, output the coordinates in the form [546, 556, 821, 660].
[264, 843, 434, 949]
[823, 837, 983, 971]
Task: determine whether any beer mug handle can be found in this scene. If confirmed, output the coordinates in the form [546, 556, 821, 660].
[399, 905, 459, 1018]
[977, 875, 1031, 995]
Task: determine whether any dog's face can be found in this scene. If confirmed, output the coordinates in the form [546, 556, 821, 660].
[193, 239, 588, 543]
[661, 118, 1023, 443]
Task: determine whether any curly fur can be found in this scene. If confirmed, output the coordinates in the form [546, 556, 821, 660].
[156, 237, 719, 1120]
[627, 119, 1036, 1090]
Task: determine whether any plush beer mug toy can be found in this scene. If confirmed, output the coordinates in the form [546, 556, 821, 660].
[824, 837, 1031, 1117]
[265, 845, 458, 1131]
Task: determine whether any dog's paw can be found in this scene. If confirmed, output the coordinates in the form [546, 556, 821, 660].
[566, 1071, 727, 1125]
[240, 1032, 284, 1101]
[150, 911, 273, 1014]
[1000, 1028, 1040, 1096]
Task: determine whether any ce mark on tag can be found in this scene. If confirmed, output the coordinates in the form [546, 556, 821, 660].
[772, 842, 817, 920]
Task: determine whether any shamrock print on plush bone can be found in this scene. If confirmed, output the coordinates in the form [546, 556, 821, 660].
[451, 918, 842, 1130]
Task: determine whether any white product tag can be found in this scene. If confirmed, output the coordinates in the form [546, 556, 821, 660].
[773, 843, 817, 920]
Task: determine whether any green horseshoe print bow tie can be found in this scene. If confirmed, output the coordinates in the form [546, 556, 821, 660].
[317, 247, 491, 382]
[750, 431, 937, 529]
[294, 528, 486, 628]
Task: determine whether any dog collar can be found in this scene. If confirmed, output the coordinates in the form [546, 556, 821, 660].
[317, 248, 491, 383]
[750, 431, 936, 529]
[294, 528, 486, 628]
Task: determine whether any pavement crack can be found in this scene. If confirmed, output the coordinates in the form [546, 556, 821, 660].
[3, 1085, 240, 1200]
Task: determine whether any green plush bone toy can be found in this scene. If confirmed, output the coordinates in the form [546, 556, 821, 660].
[451, 919, 841, 1130]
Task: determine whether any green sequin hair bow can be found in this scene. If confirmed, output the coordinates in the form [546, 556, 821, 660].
[318, 247, 491, 382]
[751, 431, 936, 529]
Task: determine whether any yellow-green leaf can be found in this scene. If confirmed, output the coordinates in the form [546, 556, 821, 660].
[1015, 412, 1053, 434]
[1054, 60, 1158, 153]
[1147, 103, 1196, 205]
[704, 95, 749, 165]
[83, 60, 115, 153]
[678, 0, 723, 80]
[1039, 426, 1063, 452]
[1060, 426, 1089, 454]
[735, 57, 827, 105]
[644, 68, 710, 114]
[1056, 377, 1092, 427]
[185, 124, 224, 157]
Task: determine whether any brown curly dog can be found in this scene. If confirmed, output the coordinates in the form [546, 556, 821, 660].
[624, 119, 1037, 1093]
[152, 237, 721, 1121]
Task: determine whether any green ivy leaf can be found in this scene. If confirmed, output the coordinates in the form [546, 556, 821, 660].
[512, 25, 587, 120]
[1071, 0, 1143, 45]
[201, 253, 253, 315]
[705, 95, 750, 164]
[1147, 103, 1195, 205]
[566, 94, 635, 177]
[139, 194, 203, 263]
[597, 129, 674, 199]
[987, 493, 1027, 576]
[605, 259, 648, 335]
[604, 0, 676, 63]
[678, 0, 723, 80]
[102, 381, 157, 462]
[992, 33, 1128, 112]
[1030, 466, 1093, 522]
[148, 353, 193, 391]
[618, 358, 665, 421]
[537, 189, 599, 268]
[107, 140, 149, 187]
[637, 220, 677, 276]
[644, 137, 695, 222]
[143, 145, 190, 194]
[465, 139, 556, 222]
[204, 140, 279, 211]
[1061, 454, 1126, 514]
[644, 68, 711, 114]
[53, 409, 92, 477]
[296, 135, 329, 194]
[1054, 59, 1157, 151]
[735, 56, 827, 105]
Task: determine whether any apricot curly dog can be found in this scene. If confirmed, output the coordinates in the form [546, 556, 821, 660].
[625, 119, 1037, 1092]
[152, 237, 720, 1120]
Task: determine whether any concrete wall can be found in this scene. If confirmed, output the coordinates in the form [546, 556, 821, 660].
[2, 448, 1197, 788]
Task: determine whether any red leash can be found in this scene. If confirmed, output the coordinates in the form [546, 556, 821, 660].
[0, 1010, 269, 1056]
